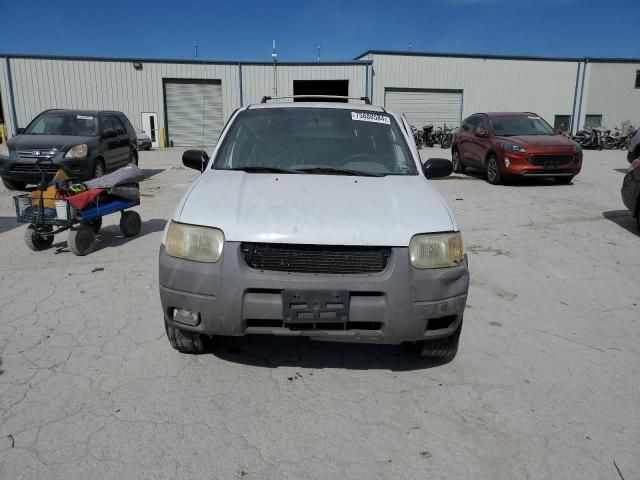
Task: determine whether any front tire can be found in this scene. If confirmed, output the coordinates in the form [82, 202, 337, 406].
[81, 217, 102, 234]
[24, 225, 54, 251]
[93, 159, 105, 179]
[441, 135, 453, 149]
[165, 323, 205, 353]
[452, 149, 465, 173]
[3, 178, 27, 191]
[486, 154, 502, 185]
[416, 318, 463, 359]
[68, 224, 96, 256]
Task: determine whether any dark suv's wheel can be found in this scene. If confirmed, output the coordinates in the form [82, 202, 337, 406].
[165, 323, 205, 353]
[93, 159, 105, 179]
[2, 178, 27, 191]
[452, 149, 465, 173]
[486, 154, 502, 185]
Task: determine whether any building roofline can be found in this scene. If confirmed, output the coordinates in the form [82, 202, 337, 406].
[355, 49, 640, 64]
[0, 52, 372, 66]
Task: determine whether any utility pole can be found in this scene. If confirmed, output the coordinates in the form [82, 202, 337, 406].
[194, 42, 199, 59]
[272, 40, 278, 97]
[317, 45, 321, 62]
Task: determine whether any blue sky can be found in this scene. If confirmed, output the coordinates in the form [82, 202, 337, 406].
[3, 0, 639, 60]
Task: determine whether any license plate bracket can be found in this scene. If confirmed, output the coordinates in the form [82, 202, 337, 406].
[282, 290, 350, 324]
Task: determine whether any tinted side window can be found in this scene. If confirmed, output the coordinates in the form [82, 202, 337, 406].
[120, 115, 134, 136]
[464, 117, 478, 132]
[110, 115, 126, 136]
[476, 117, 487, 132]
[101, 116, 115, 135]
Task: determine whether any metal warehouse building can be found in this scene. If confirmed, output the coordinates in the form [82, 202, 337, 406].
[1, 49, 639, 146]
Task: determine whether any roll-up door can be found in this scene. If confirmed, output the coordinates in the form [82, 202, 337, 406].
[384, 88, 462, 129]
[164, 79, 223, 146]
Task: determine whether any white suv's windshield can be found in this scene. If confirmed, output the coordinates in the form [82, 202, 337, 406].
[213, 108, 418, 176]
[25, 112, 98, 136]
[490, 115, 554, 137]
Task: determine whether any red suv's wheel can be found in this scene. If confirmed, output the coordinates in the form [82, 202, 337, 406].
[486, 155, 502, 185]
[452, 149, 465, 173]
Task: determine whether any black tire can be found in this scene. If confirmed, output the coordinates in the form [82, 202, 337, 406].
[554, 176, 574, 185]
[165, 323, 205, 353]
[81, 217, 102, 234]
[441, 136, 453, 150]
[451, 149, 465, 173]
[93, 159, 105, 179]
[129, 150, 139, 166]
[120, 210, 141, 237]
[486, 154, 502, 185]
[24, 225, 54, 251]
[417, 318, 463, 359]
[2, 178, 27, 191]
[68, 225, 96, 256]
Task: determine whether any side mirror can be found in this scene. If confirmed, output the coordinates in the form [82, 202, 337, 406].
[422, 158, 453, 178]
[182, 150, 209, 172]
[15, 128, 25, 135]
[475, 129, 488, 138]
[102, 130, 116, 139]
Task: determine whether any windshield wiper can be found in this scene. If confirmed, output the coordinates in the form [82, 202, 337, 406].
[294, 167, 383, 177]
[228, 166, 299, 174]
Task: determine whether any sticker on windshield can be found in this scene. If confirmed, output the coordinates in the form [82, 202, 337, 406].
[351, 112, 390, 125]
[77, 115, 94, 120]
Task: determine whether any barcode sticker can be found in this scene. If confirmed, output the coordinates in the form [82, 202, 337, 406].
[351, 112, 390, 124]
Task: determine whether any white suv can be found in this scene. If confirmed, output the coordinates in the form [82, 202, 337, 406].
[159, 98, 469, 359]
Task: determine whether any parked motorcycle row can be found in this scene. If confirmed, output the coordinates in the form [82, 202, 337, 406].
[572, 126, 636, 150]
[411, 121, 637, 152]
[411, 124, 454, 149]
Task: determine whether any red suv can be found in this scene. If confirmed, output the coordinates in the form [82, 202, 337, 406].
[451, 112, 582, 185]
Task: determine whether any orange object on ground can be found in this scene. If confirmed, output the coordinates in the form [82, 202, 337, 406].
[28, 169, 69, 208]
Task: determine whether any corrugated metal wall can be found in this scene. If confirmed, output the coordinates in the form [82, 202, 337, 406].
[0, 57, 369, 139]
[583, 62, 640, 129]
[241, 64, 367, 104]
[0, 57, 14, 135]
[4, 57, 238, 136]
[369, 53, 580, 128]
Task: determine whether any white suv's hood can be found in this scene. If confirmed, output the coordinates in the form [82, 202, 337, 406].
[175, 170, 456, 246]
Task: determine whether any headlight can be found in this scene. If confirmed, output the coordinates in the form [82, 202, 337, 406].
[573, 142, 582, 153]
[165, 221, 224, 263]
[64, 144, 88, 158]
[409, 232, 464, 269]
[502, 143, 526, 153]
[0, 143, 9, 157]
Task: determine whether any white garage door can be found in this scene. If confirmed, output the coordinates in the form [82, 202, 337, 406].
[165, 80, 224, 147]
[384, 89, 462, 129]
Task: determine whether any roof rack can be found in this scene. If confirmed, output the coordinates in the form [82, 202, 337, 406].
[260, 95, 371, 104]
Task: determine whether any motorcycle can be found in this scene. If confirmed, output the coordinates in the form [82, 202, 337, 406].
[433, 124, 454, 149]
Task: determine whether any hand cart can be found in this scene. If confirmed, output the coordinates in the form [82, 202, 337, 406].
[13, 158, 142, 256]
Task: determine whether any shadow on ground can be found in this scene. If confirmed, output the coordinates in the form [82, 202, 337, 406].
[201, 334, 454, 372]
[141, 168, 165, 179]
[52, 218, 167, 253]
[602, 210, 639, 236]
[0, 216, 21, 235]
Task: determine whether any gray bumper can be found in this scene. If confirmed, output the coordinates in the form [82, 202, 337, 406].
[159, 243, 469, 344]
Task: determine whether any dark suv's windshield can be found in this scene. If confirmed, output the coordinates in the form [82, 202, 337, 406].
[490, 115, 554, 136]
[214, 107, 417, 176]
[25, 112, 98, 136]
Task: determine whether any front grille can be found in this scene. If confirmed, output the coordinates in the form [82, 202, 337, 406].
[527, 154, 572, 167]
[18, 149, 58, 160]
[245, 319, 382, 331]
[10, 163, 59, 174]
[241, 243, 392, 274]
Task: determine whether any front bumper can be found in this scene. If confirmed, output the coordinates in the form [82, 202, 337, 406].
[0, 152, 92, 183]
[500, 151, 582, 178]
[159, 243, 469, 344]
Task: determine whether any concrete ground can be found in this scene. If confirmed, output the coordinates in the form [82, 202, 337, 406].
[0, 147, 638, 480]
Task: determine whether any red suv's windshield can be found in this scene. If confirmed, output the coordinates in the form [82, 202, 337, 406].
[490, 115, 554, 137]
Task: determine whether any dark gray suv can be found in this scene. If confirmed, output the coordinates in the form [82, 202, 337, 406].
[0, 109, 138, 190]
